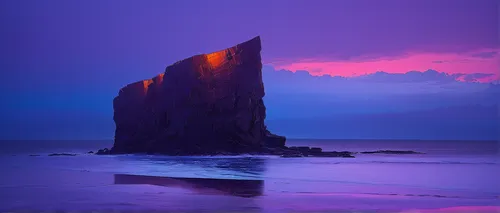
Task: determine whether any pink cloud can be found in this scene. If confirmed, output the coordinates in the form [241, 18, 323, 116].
[266, 49, 500, 82]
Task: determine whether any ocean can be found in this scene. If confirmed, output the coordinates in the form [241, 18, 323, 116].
[0, 139, 499, 212]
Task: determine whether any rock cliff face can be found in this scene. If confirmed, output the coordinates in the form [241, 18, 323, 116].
[111, 36, 286, 155]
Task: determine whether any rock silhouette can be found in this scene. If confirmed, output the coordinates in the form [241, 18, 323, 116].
[109, 36, 285, 155]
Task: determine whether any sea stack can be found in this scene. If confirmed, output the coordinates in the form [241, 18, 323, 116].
[110, 36, 286, 155]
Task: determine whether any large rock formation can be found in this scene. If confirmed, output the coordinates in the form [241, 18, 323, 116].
[110, 36, 286, 155]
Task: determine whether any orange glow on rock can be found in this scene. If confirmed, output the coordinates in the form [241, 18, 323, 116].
[142, 79, 153, 94]
[206, 50, 227, 69]
[156, 73, 164, 85]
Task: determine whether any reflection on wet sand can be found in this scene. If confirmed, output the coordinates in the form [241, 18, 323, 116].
[114, 174, 264, 198]
[116, 156, 267, 177]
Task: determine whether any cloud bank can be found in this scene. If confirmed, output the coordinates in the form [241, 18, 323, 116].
[266, 49, 500, 82]
[262, 65, 499, 140]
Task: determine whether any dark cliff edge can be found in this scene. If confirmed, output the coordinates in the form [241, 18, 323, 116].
[97, 36, 353, 158]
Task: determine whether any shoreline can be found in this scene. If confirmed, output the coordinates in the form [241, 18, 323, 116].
[1, 148, 497, 212]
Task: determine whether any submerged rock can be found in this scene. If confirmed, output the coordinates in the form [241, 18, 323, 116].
[281, 153, 304, 158]
[360, 150, 423, 154]
[310, 151, 355, 158]
[48, 153, 77, 156]
[282, 147, 354, 158]
[259, 146, 355, 158]
[96, 148, 111, 155]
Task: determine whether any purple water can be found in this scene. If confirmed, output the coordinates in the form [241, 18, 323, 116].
[0, 139, 499, 212]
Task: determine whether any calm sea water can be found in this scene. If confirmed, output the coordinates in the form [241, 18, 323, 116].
[0, 139, 499, 212]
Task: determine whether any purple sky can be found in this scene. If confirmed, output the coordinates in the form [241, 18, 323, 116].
[0, 0, 498, 140]
[1, 0, 498, 85]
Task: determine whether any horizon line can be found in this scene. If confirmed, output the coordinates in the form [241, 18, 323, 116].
[0, 138, 497, 142]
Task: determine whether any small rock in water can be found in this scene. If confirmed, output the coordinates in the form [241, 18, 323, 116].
[309, 151, 355, 158]
[96, 148, 111, 155]
[281, 153, 304, 158]
[48, 153, 77, 156]
[360, 150, 422, 154]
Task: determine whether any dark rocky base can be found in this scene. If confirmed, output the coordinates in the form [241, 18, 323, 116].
[96, 146, 425, 158]
[96, 146, 356, 158]
[264, 146, 355, 158]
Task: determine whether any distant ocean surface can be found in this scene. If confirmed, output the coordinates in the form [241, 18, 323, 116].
[0, 139, 499, 212]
